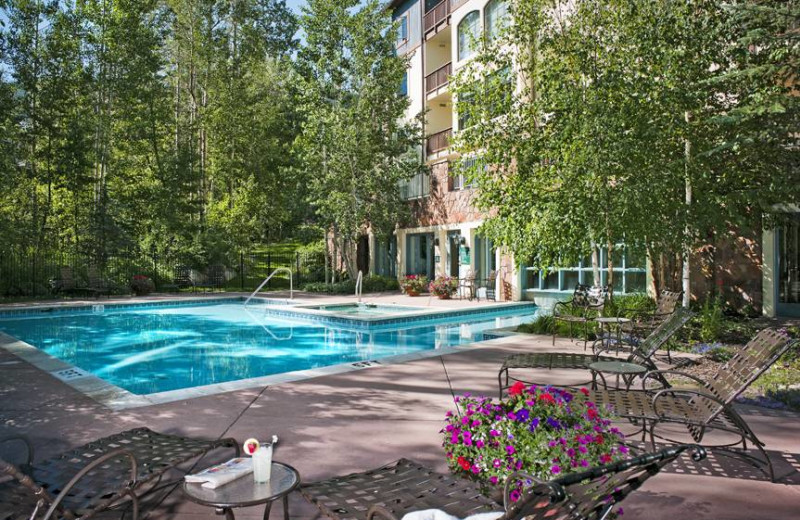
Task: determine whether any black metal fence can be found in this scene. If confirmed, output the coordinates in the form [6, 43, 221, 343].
[0, 249, 327, 297]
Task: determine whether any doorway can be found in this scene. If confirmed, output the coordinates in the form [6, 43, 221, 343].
[778, 214, 800, 316]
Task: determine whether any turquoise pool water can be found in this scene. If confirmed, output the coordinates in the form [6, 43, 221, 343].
[0, 302, 538, 395]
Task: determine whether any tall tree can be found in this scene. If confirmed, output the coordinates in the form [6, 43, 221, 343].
[296, 0, 422, 278]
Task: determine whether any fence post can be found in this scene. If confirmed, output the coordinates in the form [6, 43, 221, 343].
[152, 250, 159, 290]
[267, 253, 271, 289]
[296, 252, 301, 286]
[240, 252, 245, 291]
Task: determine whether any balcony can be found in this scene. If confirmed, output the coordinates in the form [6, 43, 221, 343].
[426, 127, 452, 157]
[425, 62, 452, 97]
[424, 0, 450, 38]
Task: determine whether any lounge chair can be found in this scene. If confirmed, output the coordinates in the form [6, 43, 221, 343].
[300, 445, 705, 520]
[171, 265, 196, 292]
[552, 284, 612, 350]
[498, 307, 694, 397]
[0, 427, 238, 520]
[196, 265, 227, 292]
[618, 290, 684, 361]
[48, 266, 87, 297]
[87, 266, 113, 297]
[578, 328, 796, 482]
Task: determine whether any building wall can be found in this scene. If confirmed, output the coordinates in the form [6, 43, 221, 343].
[409, 160, 482, 227]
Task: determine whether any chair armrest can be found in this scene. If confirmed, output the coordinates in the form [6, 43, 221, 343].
[651, 387, 728, 422]
[42, 448, 139, 520]
[0, 435, 34, 466]
[641, 368, 708, 392]
[367, 505, 401, 520]
[503, 471, 565, 513]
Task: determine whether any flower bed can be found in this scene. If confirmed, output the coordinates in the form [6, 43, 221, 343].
[442, 382, 626, 501]
[429, 276, 458, 299]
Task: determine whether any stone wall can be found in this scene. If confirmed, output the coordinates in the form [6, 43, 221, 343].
[408, 160, 485, 226]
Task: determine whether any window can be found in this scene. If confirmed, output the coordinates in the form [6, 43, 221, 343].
[400, 171, 431, 199]
[457, 11, 480, 61]
[486, 65, 513, 118]
[399, 72, 408, 97]
[522, 245, 646, 294]
[451, 156, 483, 191]
[457, 90, 474, 131]
[396, 14, 409, 46]
[485, 0, 509, 44]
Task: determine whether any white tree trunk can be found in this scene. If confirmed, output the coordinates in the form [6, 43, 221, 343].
[682, 111, 692, 308]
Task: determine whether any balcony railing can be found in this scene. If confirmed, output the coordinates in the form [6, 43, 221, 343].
[423, 0, 450, 35]
[425, 62, 452, 94]
[426, 128, 452, 156]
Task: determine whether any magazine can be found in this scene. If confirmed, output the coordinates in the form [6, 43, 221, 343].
[185, 457, 253, 489]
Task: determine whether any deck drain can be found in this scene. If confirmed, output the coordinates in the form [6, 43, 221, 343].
[351, 360, 381, 369]
[52, 367, 90, 381]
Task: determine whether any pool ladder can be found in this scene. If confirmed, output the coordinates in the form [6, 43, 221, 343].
[355, 271, 363, 303]
[245, 267, 293, 306]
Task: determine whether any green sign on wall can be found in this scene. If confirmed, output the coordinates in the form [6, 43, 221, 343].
[459, 246, 470, 265]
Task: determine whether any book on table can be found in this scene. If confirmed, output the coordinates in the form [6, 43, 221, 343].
[185, 457, 253, 489]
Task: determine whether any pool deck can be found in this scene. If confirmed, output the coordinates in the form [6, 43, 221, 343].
[1, 293, 799, 520]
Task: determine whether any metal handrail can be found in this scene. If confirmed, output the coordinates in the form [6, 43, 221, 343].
[355, 270, 363, 303]
[245, 267, 293, 305]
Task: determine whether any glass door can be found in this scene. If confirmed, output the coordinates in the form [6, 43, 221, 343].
[446, 231, 461, 277]
[406, 233, 435, 278]
[778, 215, 800, 316]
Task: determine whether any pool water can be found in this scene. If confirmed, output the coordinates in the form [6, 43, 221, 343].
[302, 303, 427, 316]
[0, 302, 538, 395]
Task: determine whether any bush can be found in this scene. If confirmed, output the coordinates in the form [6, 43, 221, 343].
[429, 276, 458, 298]
[604, 292, 654, 318]
[697, 297, 724, 342]
[517, 315, 556, 335]
[691, 342, 734, 363]
[400, 275, 428, 294]
[301, 275, 399, 294]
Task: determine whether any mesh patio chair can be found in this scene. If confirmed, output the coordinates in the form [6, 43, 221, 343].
[577, 328, 796, 482]
[48, 267, 87, 297]
[300, 445, 705, 520]
[618, 290, 684, 361]
[552, 285, 611, 351]
[0, 427, 238, 520]
[87, 266, 113, 297]
[171, 265, 196, 292]
[459, 269, 478, 301]
[197, 265, 227, 292]
[498, 308, 694, 397]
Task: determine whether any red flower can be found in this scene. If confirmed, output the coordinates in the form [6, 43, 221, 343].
[538, 393, 555, 404]
[587, 407, 598, 420]
[579, 387, 590, 396]
[457, 456, 471, 471]
[595, 434, 605, 445]
[508, 381, 526, 396]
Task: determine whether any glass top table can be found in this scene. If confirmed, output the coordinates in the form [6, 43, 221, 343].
[183, 461, 300, 520]
[589, 360, 647, 390]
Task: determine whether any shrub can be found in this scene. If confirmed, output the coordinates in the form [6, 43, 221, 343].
[130, 275, 155, 295]
[604, 293, 654, 319]
[517, 315, 556, 335]
[698, 297, 724, 342]
[691, 342, 734, 363]
[300, 275, 399, 294]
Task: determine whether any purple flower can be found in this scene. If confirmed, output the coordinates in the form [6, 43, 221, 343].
[471, 419, 481, 427]
[578, 445, 588, 454]
[509, 489, 521, 502]
[490, 476, 499, 485]
[516, 409, 530, 422]
[507, 412, 517, 420]
[490, 429, 501, 437]
[580, 459, 589, 467]
[619, 445, 629, 454]
[476, 440, 485, 448]
[529, 417, 540, 431]
[566, 448, 576, 458]
[506, 445, 516, 455]
[493, 458, 502, 468]
[548, 440, 558, 448]
[471, 465, 481, 474]
[546, 417, 561, 430]
[551, 465, 561, 474]
[445, 424, 455, 432]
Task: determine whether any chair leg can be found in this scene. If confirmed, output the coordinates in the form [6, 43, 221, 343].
[498, 368, 508, 399]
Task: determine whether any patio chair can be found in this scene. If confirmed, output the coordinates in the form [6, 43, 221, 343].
[196, 265, 227, 292]
[618, 290, 684, 361]
[300, 445, 705, 520]
[171, 265, 196, 292]
[459, 269, 478, 301]
[481, 270, 498, 301]
[578, 328, 796, 482]
[87, 266, 113, 297]
[552, 284, 612, 350]
[498, 307, 694, 397]
[48, 267, 86, 297]
[0, 427, 238, 520]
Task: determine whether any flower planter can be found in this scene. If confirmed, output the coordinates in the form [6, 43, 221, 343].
[438, 294, 451, 300]
[406, 290, 420, 297]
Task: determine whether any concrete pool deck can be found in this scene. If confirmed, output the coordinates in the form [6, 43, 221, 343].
[1, 293, 799, 520]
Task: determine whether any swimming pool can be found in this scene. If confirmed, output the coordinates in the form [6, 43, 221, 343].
[0, 300, 538, 398]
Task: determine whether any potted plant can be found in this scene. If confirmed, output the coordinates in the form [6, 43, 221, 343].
[441, 383, 627, 503]
[130, 275, 155, 296]
[429, 276, 458, 299]
[400, 275, 428, 296]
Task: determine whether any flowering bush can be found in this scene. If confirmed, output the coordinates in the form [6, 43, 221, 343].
[442, 383, 626, 500]
[429, 276, 458, 298]
[130, 275, 155, 295]
[400, 275, 428, 295]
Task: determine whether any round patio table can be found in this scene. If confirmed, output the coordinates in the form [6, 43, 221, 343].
[589, 360, 647, 390]
[183, 461, 300, 520]
[595, 317, 632, 354]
